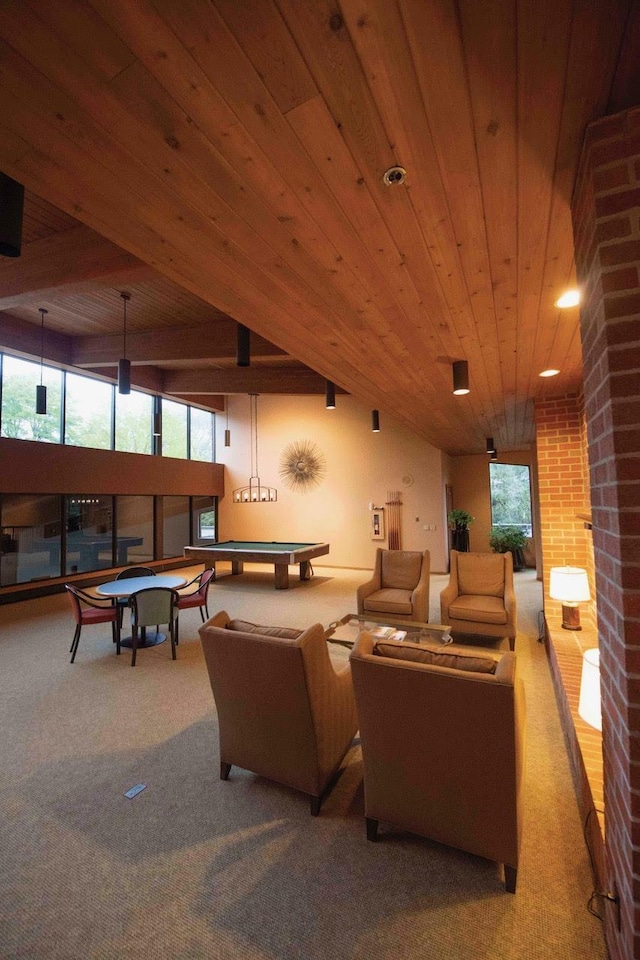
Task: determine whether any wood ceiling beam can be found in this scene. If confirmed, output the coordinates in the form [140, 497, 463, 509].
[0, 312, 72, 365]
[0, 225, 154, 309]
[71, 319, 287, 366]
[163, 367, 341, 395]
[170, 394, 225, 412]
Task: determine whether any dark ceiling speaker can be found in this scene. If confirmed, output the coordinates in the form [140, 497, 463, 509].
[0, 172, 25, 257]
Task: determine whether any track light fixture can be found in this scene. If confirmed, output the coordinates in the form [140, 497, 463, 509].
[325, 380, 336, 409]
[372, 409, 380, 432]
[118, 292, 131, 395]
[486, 437, 496, 454]
[0, 172, 24, 257]
[36, 307, 48, 415]
[452, 360, 469, 395]
[224, 400, 231, 447]
[490, 449, 498, 462]
[237, 323, 250, 367]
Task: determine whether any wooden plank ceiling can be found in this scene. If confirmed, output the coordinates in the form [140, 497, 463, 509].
[0, 0, 637, 454]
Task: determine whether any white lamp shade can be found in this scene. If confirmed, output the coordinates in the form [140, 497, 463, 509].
[549, 566, 591, 603]
[578, 648, 601, 731]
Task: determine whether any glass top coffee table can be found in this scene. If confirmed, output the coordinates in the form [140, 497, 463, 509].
[325, 613, 452, 649]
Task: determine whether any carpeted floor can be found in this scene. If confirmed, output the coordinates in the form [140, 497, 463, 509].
[0, 564, 608, 959]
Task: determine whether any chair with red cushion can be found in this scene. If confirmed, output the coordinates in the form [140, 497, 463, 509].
[66, 584, 121, 663]
[176, 568, 215, 640]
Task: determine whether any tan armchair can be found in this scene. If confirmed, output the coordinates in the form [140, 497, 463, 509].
[356, 549, 430, 622]
[198, 611, 358, 815]
[350, 633, 525, 892]
[440, 550, 517, 650]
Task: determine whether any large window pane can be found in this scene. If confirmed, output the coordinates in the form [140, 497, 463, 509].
[65, 373, 113, 449]
[65, 495, 114, 575]
[115, 390, 153, 454]
[162, 399, 188, 459]
[191, 496, 216, 544]
[1, 494, 62, 585]
[489, 463, 533, 536]
[1, 355, 62, 443]
[162, 496, 190, 558]
[116, 495, 154, 565]
[190, 407, 214, 461]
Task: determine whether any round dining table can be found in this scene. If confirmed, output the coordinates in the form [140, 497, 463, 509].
[96, 574, 187, 647]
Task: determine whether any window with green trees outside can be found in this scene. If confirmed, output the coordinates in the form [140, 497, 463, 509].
[489, 463, 532, 537]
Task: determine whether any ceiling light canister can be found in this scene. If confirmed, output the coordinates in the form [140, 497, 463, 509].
[452, 360, 469, 395]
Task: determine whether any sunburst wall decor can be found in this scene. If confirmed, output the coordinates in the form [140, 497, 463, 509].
[279, 439, 327, 492]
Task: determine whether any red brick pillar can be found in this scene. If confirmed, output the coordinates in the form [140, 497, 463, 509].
[572, 107, 640, 960]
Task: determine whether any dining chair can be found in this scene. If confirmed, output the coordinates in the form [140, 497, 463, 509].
[176, 568, 215, 641]
[128, 587, 179, 667]
[115, 566, 155, 626]
[66, 584, 121, 663]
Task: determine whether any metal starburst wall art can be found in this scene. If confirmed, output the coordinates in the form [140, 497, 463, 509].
[279, 439, 327, 492]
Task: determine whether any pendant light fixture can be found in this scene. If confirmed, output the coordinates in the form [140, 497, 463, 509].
[237, 323, 250, 367]
[486, 437, 496, 454]
[118, 292, 131, 395]
[372, 409, 380, 432]
[490, 449, 499, 462]
[233, 394, 277, 502]
[36, 307, 48, 415]
[325, 380, 336, 409]
[452, 360, 469, 395]
[224, 400, 231, 447]
[0, 172, 24, 258]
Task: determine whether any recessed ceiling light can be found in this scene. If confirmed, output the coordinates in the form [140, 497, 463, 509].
[539, 369, 560, 378]
[555, 290, 580, 308]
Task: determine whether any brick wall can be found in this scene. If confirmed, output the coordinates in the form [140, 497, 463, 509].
[572, 107, 640, 960]
[534, 394, 595, 628]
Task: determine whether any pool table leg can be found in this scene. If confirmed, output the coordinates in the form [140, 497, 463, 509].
[299, 560, 312, 581]
[274, 563, 290, 589]
[231, 559, 244, 576]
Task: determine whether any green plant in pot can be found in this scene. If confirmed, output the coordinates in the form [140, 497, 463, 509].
[489, 525, 527, 571]
[448, 509, 474, 553]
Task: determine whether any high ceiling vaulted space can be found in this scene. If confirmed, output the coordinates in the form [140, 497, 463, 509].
[0, 1, 638, 454]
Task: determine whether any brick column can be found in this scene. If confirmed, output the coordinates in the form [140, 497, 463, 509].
[572, 107, 640, 960]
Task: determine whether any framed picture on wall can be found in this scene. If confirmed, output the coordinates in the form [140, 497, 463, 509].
[371, 507, 385, 540]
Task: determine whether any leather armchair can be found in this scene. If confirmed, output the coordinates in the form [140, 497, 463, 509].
[350, 632, 525, 892]
[356, 549, 430, 622]
[440, 550, 517, 650]
[199, 611, 358, 815]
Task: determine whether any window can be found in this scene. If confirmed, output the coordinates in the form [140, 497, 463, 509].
[489, 463, 533, 537]
[116, 495, 154, 564]
[192, 496, 216, 543]
[64, 495, 114, 575]
[190, 407, 214, 461]
[162, 496, 190, 558]
[162, 398, 188, 459]
[0, 494, 62, 585]
[1, 355, 62, 443]
[65, 373, 113, 449]
[115, 390, 153, 454]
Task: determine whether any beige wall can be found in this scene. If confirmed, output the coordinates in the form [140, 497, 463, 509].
[450, 449, 537, 567]
[217, 395, 450, 572]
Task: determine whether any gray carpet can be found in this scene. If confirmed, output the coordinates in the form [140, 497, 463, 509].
[0, 565, 607, 959]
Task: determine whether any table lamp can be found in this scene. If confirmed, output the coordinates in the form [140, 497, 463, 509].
[549, 566, 590, 630]
[578, 648, 601, 731]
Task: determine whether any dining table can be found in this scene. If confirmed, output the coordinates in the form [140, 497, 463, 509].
[96, 574, 187, 648]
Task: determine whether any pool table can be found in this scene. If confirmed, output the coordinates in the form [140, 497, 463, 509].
[183, 540, 330, 589]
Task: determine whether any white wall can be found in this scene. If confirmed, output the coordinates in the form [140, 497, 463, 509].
[216, 395, 449, 572]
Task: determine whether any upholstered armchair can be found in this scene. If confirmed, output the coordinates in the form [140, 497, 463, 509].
[356, 549, 431, 622]
[198, 611, 358, 815]
[440, 550, 517, 650]
[350, 633, 525, 893]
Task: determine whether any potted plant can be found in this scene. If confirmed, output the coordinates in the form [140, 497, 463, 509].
[448, 509, 474, 552]
[489, 525, 528, 571]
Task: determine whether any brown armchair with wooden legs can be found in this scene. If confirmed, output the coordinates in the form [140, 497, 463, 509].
[356, 548, 431, 622]
[199, 611, 358, 815]
[350, 632, 525, 893]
